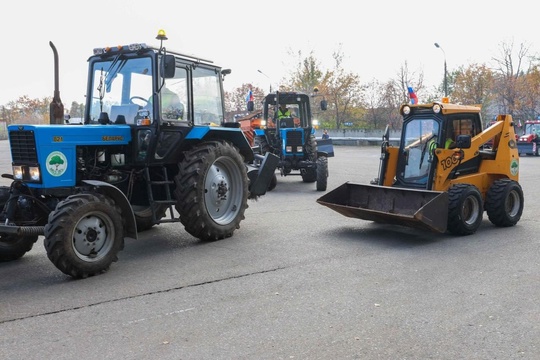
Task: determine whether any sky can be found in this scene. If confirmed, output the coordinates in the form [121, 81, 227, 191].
[2, 1, 538, 107]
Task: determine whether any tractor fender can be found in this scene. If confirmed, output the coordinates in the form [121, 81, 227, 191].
[186, 126, 254, 162]
[82, 180, 138, 240]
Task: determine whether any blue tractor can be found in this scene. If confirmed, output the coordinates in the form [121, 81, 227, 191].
[0, 30, 278, 278]
[252, 91, 332, 191]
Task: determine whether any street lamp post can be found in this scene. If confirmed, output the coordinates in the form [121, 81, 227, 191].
[257, 69, 272, 92]
[434, 43, 448, 97]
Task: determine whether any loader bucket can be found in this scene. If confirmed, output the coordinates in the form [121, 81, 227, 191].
[317, 182, 449, 233]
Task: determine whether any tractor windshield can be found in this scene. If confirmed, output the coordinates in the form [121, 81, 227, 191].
[524, 123, 540, 135]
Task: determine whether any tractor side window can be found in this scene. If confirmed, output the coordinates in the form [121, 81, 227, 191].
[192, 67, 224, 126]
[161, 67, 188, 122]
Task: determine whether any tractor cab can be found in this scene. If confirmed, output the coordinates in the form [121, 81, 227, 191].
[85, 30, 236, 165]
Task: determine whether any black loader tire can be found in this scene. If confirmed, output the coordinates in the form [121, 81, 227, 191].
[447, 183, 483, 236]
[44, 193, 125, 279]
[485, 179, 524, 227]
[316, 156, 328, 191]
[174, 141, 249, 241]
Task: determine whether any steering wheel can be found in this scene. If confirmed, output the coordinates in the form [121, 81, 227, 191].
[129, 96, 149, 108]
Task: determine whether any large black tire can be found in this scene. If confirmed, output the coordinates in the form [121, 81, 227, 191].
[316, 156, 328, 191]
[174, 141, 249, 241]
[485, 179, 524, 227]
[254, 136, 272, 154]
[447, 184, 484, 236]
[0, 186, 39, 261]
[0, 235, 39, 261]
[44, 193, 125, 279]
[133, 204, 168, 232]
[301, 134, 318, 182]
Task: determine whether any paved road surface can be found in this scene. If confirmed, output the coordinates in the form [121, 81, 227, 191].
[0, 141, 538, 359]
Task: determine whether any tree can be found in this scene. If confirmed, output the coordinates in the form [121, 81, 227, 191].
[451, 64, 495, 120]
[491, 40, 531, 117]
[224, 84, 265, 120]
[69, 101, 85, 119]
[4, 96, 52, 124]
[324, 47, 364, 129]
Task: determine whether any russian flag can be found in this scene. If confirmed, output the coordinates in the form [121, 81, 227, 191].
[246, 89, 254, 103]
[408, 87, 418, 104]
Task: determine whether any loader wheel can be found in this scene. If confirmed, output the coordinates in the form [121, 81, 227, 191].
[447, 184, 483, 236]
[316, 156, 328, 191]
[44, 193, 125, 279]
[133, 204, 168, 232]
[301, 134, 318, 182]
[485, 179, 524, 227]
[0, 235, 39, 261]
[174, 141, 249, 241]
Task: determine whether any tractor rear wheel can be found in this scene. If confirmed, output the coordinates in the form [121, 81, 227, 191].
[174, 141, 249, 241]
[485, 179, 524, 227]
[44, 193, 125, 278]
[447, 184, 483, 235]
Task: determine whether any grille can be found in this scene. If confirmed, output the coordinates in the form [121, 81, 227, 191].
[285, 131, 303, 147]
[9, 130, 38, 163]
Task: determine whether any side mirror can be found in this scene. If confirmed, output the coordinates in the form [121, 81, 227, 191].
[247, 101, 254, 112]
[320, 99, 327, 111]
[383, 124, 390, 142]
[162, 54, 176, 79]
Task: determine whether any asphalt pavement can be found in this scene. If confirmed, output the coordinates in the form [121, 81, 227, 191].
[0, 141, 539, 360]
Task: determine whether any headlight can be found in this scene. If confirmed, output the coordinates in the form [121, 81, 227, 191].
[12, 166, 23, 180]
[433, 104, 441, 114]
[402, 106, 411, 115]
[29, 167, 41, 181]
[261, 120, 266, 127]
[286, 146, 292, 153]
[312, 119, 319, 126]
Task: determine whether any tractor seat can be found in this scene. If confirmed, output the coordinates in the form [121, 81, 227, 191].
[279, 117, 295, 128]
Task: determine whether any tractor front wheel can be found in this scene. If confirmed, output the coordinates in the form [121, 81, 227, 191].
[44, 193, 125, 278]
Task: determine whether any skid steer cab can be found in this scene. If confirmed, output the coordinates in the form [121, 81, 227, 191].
[251, 90, 333, 191]
[318, 99, 524, 236]
[0, 29, 278, 279]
